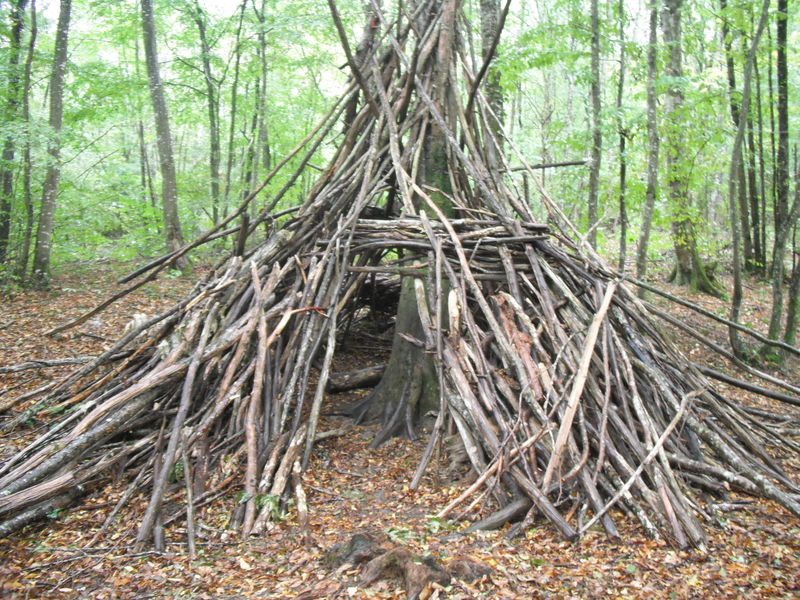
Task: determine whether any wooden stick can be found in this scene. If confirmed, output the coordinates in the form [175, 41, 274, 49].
[630, 277, 800, 357]
[579, 390, 699, 535]
[542, 281, 618, 490]
[135, 306, 216, 549]
[181, 431, 197, 560]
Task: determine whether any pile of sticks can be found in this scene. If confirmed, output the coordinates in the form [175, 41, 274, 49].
[1, 0, 798, 548]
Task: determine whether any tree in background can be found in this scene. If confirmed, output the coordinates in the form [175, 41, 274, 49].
[587, 0, 601, 250]
[0, 0, 29, 265]
[614, 0, 628, 272]
[720, 0, 756, 274]
[724, 0, 770, 357]
[14, 0, 37, 280]
[31, 0, 71, 287]
[661, 0, 722, 296]
[635, 0, 660, 291]
[479, 0, 503, 172]
[765, 0, 797, 356]
[140, 0, 186, 267]
[783, 175, 800, 349]
[188, 0, 222, 224]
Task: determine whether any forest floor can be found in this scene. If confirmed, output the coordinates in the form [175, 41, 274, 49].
[0, 258, 798, 599]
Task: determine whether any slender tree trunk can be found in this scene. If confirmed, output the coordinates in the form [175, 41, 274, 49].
[745, 115, 762, 272]
[663, 0, 692, 283]
[241, 107, 258, 208]
[784, 185, 800, 349]
[138, 120, 158, 229]
[754, 52, 767, 272]
[720, 0, 755, 272]
[14, 0, 36, 280]
[766, 0, 789, 344]
[191, 0, 221, 224]
[615, 0, 628, 272]
[140, 0, 186, 267]
[766, 24, 776, 266]
[636, 0, 660, 292]
[0, 0, 29, 265]
[743, 6, 762, 271]
[725, 0, 770, 357]
[587, 0, 601, 250]
[479, 0, 503, 172]
[31, 0, 71, 287]
[249, 0, 270, 201]
[133, 36, 157, 231]
[662, 0, 721, 296]
[223, 1, 247, 216]
[258, 0, 271, 176]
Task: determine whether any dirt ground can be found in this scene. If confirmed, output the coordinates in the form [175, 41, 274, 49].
[0, 260, 798, 599]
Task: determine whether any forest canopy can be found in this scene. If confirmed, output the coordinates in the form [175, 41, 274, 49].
[0, 0, 796, 298]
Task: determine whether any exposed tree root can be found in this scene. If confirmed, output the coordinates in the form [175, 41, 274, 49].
[327, 532, 490, 599]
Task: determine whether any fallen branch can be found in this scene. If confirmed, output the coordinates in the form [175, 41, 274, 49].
[327, 365, 386, 392]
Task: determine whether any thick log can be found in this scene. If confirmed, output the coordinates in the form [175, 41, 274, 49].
[327, 365, 386, 392]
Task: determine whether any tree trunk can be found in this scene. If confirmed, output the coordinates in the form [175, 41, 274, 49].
[31, 0, 71, 287]
[479, 0, 503, 172]
[140, 0, 186, 267]
[766, 0, 789, 347]
[257, 0, 271, 177]
[14, 0, 36, 281]
[784, 192, 800, 349]
[766, 24, 776, 261]
[0, 0, 29, 265]
[720, 0, 755, 273]
[587, 0, 602, 250]
[753, 51, 768, 273]
[662, 0, 721, 297]
[724, 0, 770, 357]
[249, 0, 271, 201]
[222, 1, 247, 216]
[353, 0, 458, 445]
[615, 0, 628, 273]
[746, 115, 762, 273]
[133, 36, 158, 231]
[138, 120, 158, 228]
[191, 0, 221, 224]
[241, 105, 258, 208]
[635, 0, 660, 293]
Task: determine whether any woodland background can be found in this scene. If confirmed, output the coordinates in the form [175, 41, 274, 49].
[0, 0, 797, 340]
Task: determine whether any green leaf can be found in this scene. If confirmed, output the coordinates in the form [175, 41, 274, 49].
[387, 526, 411, 543]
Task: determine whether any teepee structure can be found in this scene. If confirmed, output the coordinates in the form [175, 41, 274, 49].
[1, 0, 799, 550]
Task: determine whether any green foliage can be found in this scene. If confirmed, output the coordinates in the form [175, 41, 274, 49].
[386, 526, 412, 543]
[254, 493, 289, 521]
[0, 0, 353, 276]
[47, 507, 65, 519]
[0, 0, 797, 286]
[170, 460, 185, 483]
